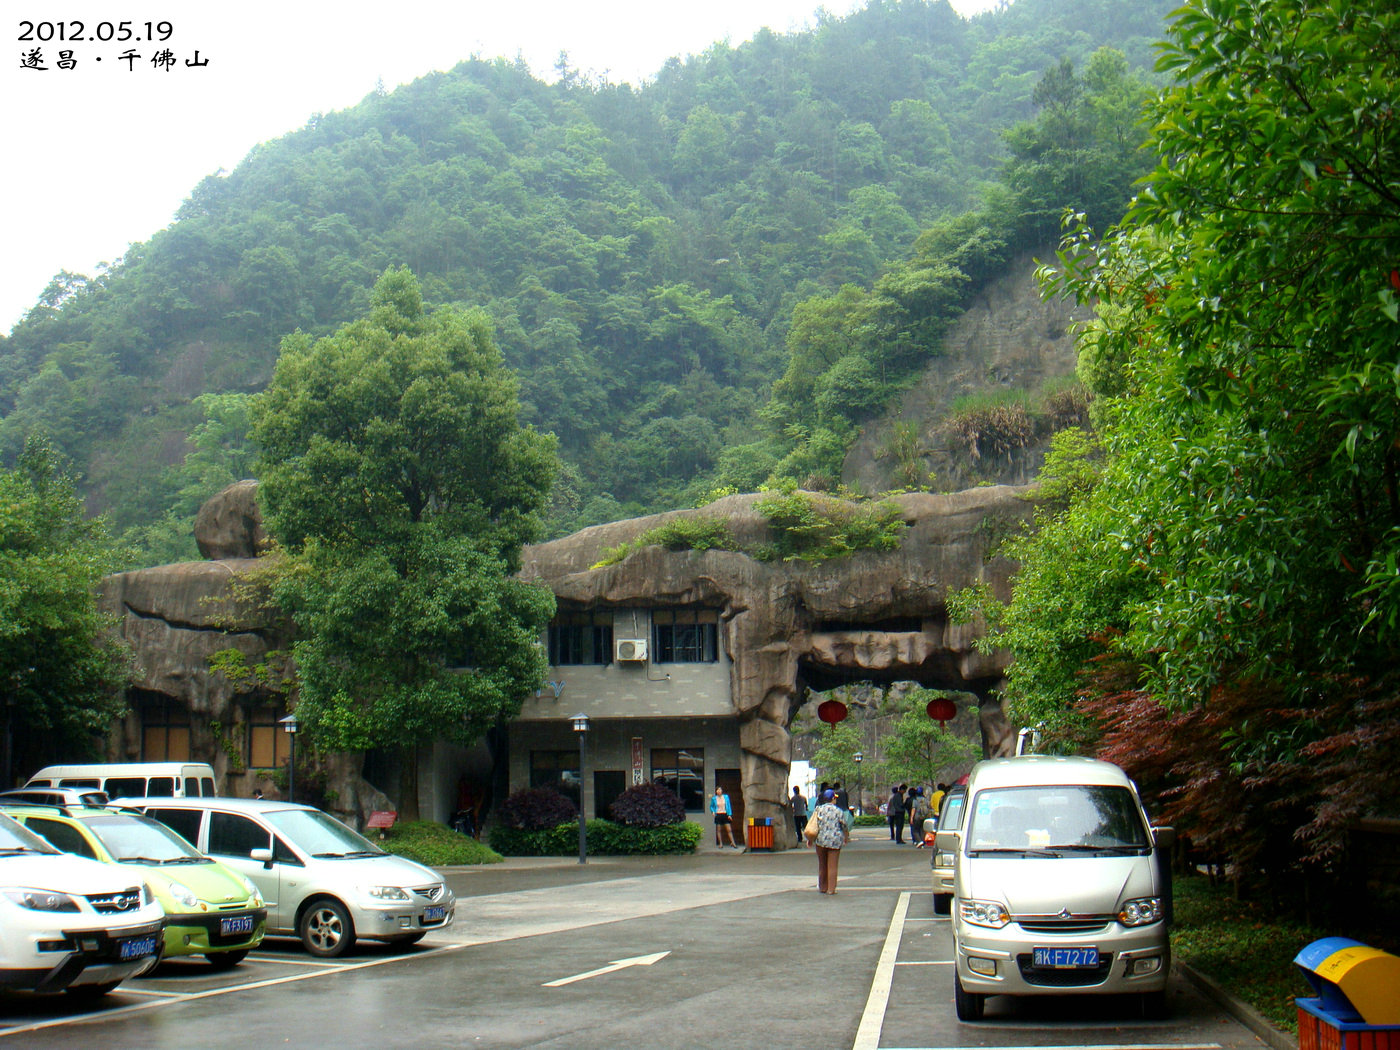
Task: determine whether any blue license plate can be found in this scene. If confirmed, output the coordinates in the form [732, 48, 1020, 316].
[1033, 945, 1099, 968]
[423, 905, 445, 923]
[119, 934, 158, 960]
[220, 915, 254, 936]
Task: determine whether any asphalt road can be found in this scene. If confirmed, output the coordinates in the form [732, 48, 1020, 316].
[0, 828, 1277, 1050]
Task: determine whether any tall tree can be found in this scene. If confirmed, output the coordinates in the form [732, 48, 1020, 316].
[996, 0, 1400, 885]
[250, 268, 559, 818]
[0, 437, 128, 782]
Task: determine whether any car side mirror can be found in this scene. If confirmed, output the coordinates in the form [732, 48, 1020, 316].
[1151, 826, 1176, 849]
[935, 829, 960, 853]
[250, 847, 274, 868]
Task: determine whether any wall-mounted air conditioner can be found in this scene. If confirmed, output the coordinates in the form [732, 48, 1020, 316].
[615, 638, 648, 662]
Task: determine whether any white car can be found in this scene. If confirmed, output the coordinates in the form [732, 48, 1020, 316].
[0, 811, 165, 998]
[121, 798, 454, 957]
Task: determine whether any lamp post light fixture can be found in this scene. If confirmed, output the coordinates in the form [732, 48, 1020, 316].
[853, 751, 864, 816]
[571, 713, 590, 864]
[279, 714, 299, 804]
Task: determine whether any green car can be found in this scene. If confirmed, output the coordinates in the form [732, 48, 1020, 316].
[10, 806, 266, 969]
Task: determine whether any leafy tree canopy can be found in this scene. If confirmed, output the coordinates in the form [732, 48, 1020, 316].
[250, 269, 559, 813]
[0, 437, 128, 777]
[987, 0, 1400, 883]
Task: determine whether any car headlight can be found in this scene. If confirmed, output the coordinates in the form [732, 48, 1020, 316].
[1119, 897, 1163, 926]
[934, 851, 955, 866]
[141, 882, 156, 906]
[238, 875, 263, 905]
[167, 881, 201, 909]
[365, 885, 411, 901]
[959, 898, 1010, 928]
[3, 888, 81, 912]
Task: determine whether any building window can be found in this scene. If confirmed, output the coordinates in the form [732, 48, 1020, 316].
[548, 610, 614, 666]
[652, 609, 719, 663]
[247, 704, 291, 769]
[140, 694, 191, 761]
[531, 750, 580, 806]
[651, 747, 705, 810]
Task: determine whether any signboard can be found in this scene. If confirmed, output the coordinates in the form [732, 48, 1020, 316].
[366, 810, 398, 829]
[631, 737, 644, 785]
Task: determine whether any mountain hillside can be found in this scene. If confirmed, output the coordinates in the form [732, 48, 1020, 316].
[0, 0, 1176, 565]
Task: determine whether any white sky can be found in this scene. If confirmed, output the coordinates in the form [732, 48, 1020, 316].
[2, 0, 1002, 335]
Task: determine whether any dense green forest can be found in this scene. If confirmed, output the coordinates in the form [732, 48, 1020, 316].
[0, 0, 1173, 566]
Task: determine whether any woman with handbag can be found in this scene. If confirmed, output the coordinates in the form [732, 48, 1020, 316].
[807, 789, 850, 893]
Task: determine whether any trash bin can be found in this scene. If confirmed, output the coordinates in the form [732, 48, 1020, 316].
[747, 817, 773, 851]
[1295, 937, 1400, 1050]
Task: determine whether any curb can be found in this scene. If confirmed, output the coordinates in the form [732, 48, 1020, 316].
[1176, 962, 1295, 1050]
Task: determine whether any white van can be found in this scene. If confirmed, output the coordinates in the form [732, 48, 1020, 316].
[25, 763, 217, 801]
[938, 755, 1175, 1020]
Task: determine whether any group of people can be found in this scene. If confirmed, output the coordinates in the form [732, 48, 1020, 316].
[885, 783, 948, 845]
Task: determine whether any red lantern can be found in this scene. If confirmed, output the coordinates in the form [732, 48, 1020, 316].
[926, 697, 956, 724]
[817, 699, 849, 725]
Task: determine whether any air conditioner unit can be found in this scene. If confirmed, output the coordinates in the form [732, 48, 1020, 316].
[615, 638, 648, 662]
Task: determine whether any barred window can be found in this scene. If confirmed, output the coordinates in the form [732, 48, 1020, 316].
[652, 608, 719, 663]
[548, 610, 614, 666]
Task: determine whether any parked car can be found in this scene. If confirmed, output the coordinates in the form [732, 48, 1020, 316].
[117, 797, 454, 958]
[938, 755, 1175, 1021]
[7, 805, 265, 969]
[0, 811, 165, 998]
[24, 762, 216, 800]
[1, 787, 110, 808]
[928, 783, 967, 915]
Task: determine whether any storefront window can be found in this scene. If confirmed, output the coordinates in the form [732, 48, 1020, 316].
[531, 749, 581, 806]
[651, 747, 704, 810]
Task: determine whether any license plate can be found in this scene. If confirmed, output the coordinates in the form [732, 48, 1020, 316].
[118, 934, 158, 960]
[424, 905, 445, 923]
[1033, 945, 1099, 968]
[220, 915, 254, 936]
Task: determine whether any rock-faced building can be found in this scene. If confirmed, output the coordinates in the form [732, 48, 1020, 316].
[96, 482, 1029, 847]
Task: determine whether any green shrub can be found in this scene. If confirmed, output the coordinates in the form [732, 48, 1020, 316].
[593, 516, 737, 568]
[488, 819, 703, 856]
[755, 482, 906, 560]
[853, 814, 886, 827]
[379, 820, 503, 866]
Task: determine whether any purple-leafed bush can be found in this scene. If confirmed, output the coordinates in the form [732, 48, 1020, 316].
[501, 787, 578, 830]
[608, 782, 687, 827]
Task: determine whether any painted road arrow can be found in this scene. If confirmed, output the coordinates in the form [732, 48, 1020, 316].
[542, 951, 671, 987]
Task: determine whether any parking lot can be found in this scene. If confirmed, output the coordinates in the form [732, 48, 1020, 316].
[0, 830, 1280, 1049]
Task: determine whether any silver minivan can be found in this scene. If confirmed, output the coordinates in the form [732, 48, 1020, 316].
[938, 756, 1174, 1020]
[118, 798, 454, 957]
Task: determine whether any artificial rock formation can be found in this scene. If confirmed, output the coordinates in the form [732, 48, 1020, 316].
[102, 482, 1027, 837]
[519, 486, 1029, 848]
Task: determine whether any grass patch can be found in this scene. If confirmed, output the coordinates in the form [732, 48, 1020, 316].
[1170, 876, 1363, 1034]
[378, 820, 503, 866]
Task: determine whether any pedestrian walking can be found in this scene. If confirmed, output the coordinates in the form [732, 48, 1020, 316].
[811, 789, 850, 894]
[791, 786, 809, 847]
[711, 785, 740, 849]
[888, 784, 906, 844]
[910, 787, 932, 846]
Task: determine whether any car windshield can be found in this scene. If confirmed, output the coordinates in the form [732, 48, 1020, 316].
[263, 809, 385, 857]
[966, 784, 1149, 852]
[0, 812, 61, 854]
[84, 814, 208, 863]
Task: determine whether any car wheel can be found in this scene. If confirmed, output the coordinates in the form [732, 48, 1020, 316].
[934, 892, 952, 915]
[299, 898, 356, 958]
[206, 949, 250, 970]
[64, 981, 120, 1000]
[954, 970, 985, 1021]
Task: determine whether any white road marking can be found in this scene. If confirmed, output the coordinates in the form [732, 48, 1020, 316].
[0, 944, 467, 1039]
[542, 950, 671, 987]
[853, 890, 912, 1050]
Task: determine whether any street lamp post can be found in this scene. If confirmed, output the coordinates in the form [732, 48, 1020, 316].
[279, 714, 299, 803]
[853, 751, 864, 817]
[572, 713, 590, 864]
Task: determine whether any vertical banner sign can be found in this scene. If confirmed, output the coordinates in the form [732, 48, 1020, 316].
[631, 737, 644, 785]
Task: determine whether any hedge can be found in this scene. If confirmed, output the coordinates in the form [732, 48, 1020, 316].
[488, 819, 703, 856]
[378, 820, 504, 865]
